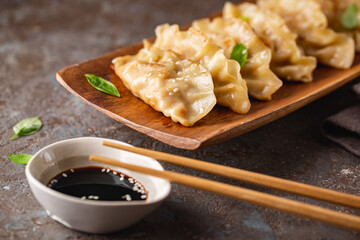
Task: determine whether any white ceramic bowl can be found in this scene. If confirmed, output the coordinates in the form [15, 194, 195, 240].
[25, 137, 171, 234]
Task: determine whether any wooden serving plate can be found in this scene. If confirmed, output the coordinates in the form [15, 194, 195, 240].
[56, 10, 360, 150]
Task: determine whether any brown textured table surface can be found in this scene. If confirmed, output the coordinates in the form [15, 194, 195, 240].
[1, 0, 360, 239]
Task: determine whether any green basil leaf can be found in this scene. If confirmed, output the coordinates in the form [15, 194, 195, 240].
[341, 3, 358, 30]
[10, 116, 42, 141]
[230, 43, 248, 67]
[6, 154, 33, 165]
[85, 74, 120, 97]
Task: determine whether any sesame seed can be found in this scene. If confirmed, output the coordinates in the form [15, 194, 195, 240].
[81, 196, 86, 200]
[93, 196, 99, 200]
[101, 168, 106, 172]
[62, 173, 67, 177]
[173, 88, 179, 92]
[113, 171, 117, 175]
[260, 51, 267, 60]
[141, 195, 147, 199]
[169, 92, 174, 96]
[120, 177, 124, 181]
[70, 169, 74, 173]
[88, 195, 94, 199]
[106, 169, 110, 173]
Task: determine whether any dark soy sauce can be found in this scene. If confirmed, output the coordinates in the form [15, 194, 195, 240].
[47, 166, 147, 201]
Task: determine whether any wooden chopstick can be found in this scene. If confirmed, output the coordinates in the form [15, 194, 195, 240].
[102, 141, 360, 209]
[89, 155, 360, 232]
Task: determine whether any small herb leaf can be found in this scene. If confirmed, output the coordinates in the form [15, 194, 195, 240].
[6, 154, 33, 165]
[341, 3, 358, 30]
[10, 116, 42, 141]
[85, 74, 120, 97]
[230, 43, 248, 67]
[240, 16, 249, 21]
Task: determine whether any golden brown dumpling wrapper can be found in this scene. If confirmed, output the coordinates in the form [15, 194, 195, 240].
[315, 0, 360, 52]
[192, 17, 282, 100]
[223, 2, 317, 82]
[112, 41, 216, 127]
[153, 24, 250, 114]
[259, 0, 355, 69]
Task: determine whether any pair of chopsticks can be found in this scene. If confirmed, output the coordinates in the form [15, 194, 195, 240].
[89, 141, 360, 232]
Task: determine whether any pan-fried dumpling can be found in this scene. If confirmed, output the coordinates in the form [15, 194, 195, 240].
[259, 0, 355, 69]
[223, 2, 317, 82]
[153, 24, 250, 114]
[112, 41, 216, 127]
[192, 17, 282, 100]
[315, 0, 360, 52]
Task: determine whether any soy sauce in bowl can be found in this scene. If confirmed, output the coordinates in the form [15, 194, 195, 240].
[47, 166, 147, 201]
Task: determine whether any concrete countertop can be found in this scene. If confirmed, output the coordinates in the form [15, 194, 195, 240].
[1, 0, 359, 239]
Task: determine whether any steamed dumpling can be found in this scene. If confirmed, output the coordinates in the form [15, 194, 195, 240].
[315, 0, 360, 52]
[259, 0, 355, 69]
[112, 41, 216, 127]
[192, 17, 282, 100]
[153, 24, 250, 114]
[223, 2, 317, 82]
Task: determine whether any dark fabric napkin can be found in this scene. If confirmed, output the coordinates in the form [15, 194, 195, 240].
[321, 82, 360, 158]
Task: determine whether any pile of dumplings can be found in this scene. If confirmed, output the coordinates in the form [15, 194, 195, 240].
[112, 0, 359, 127]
